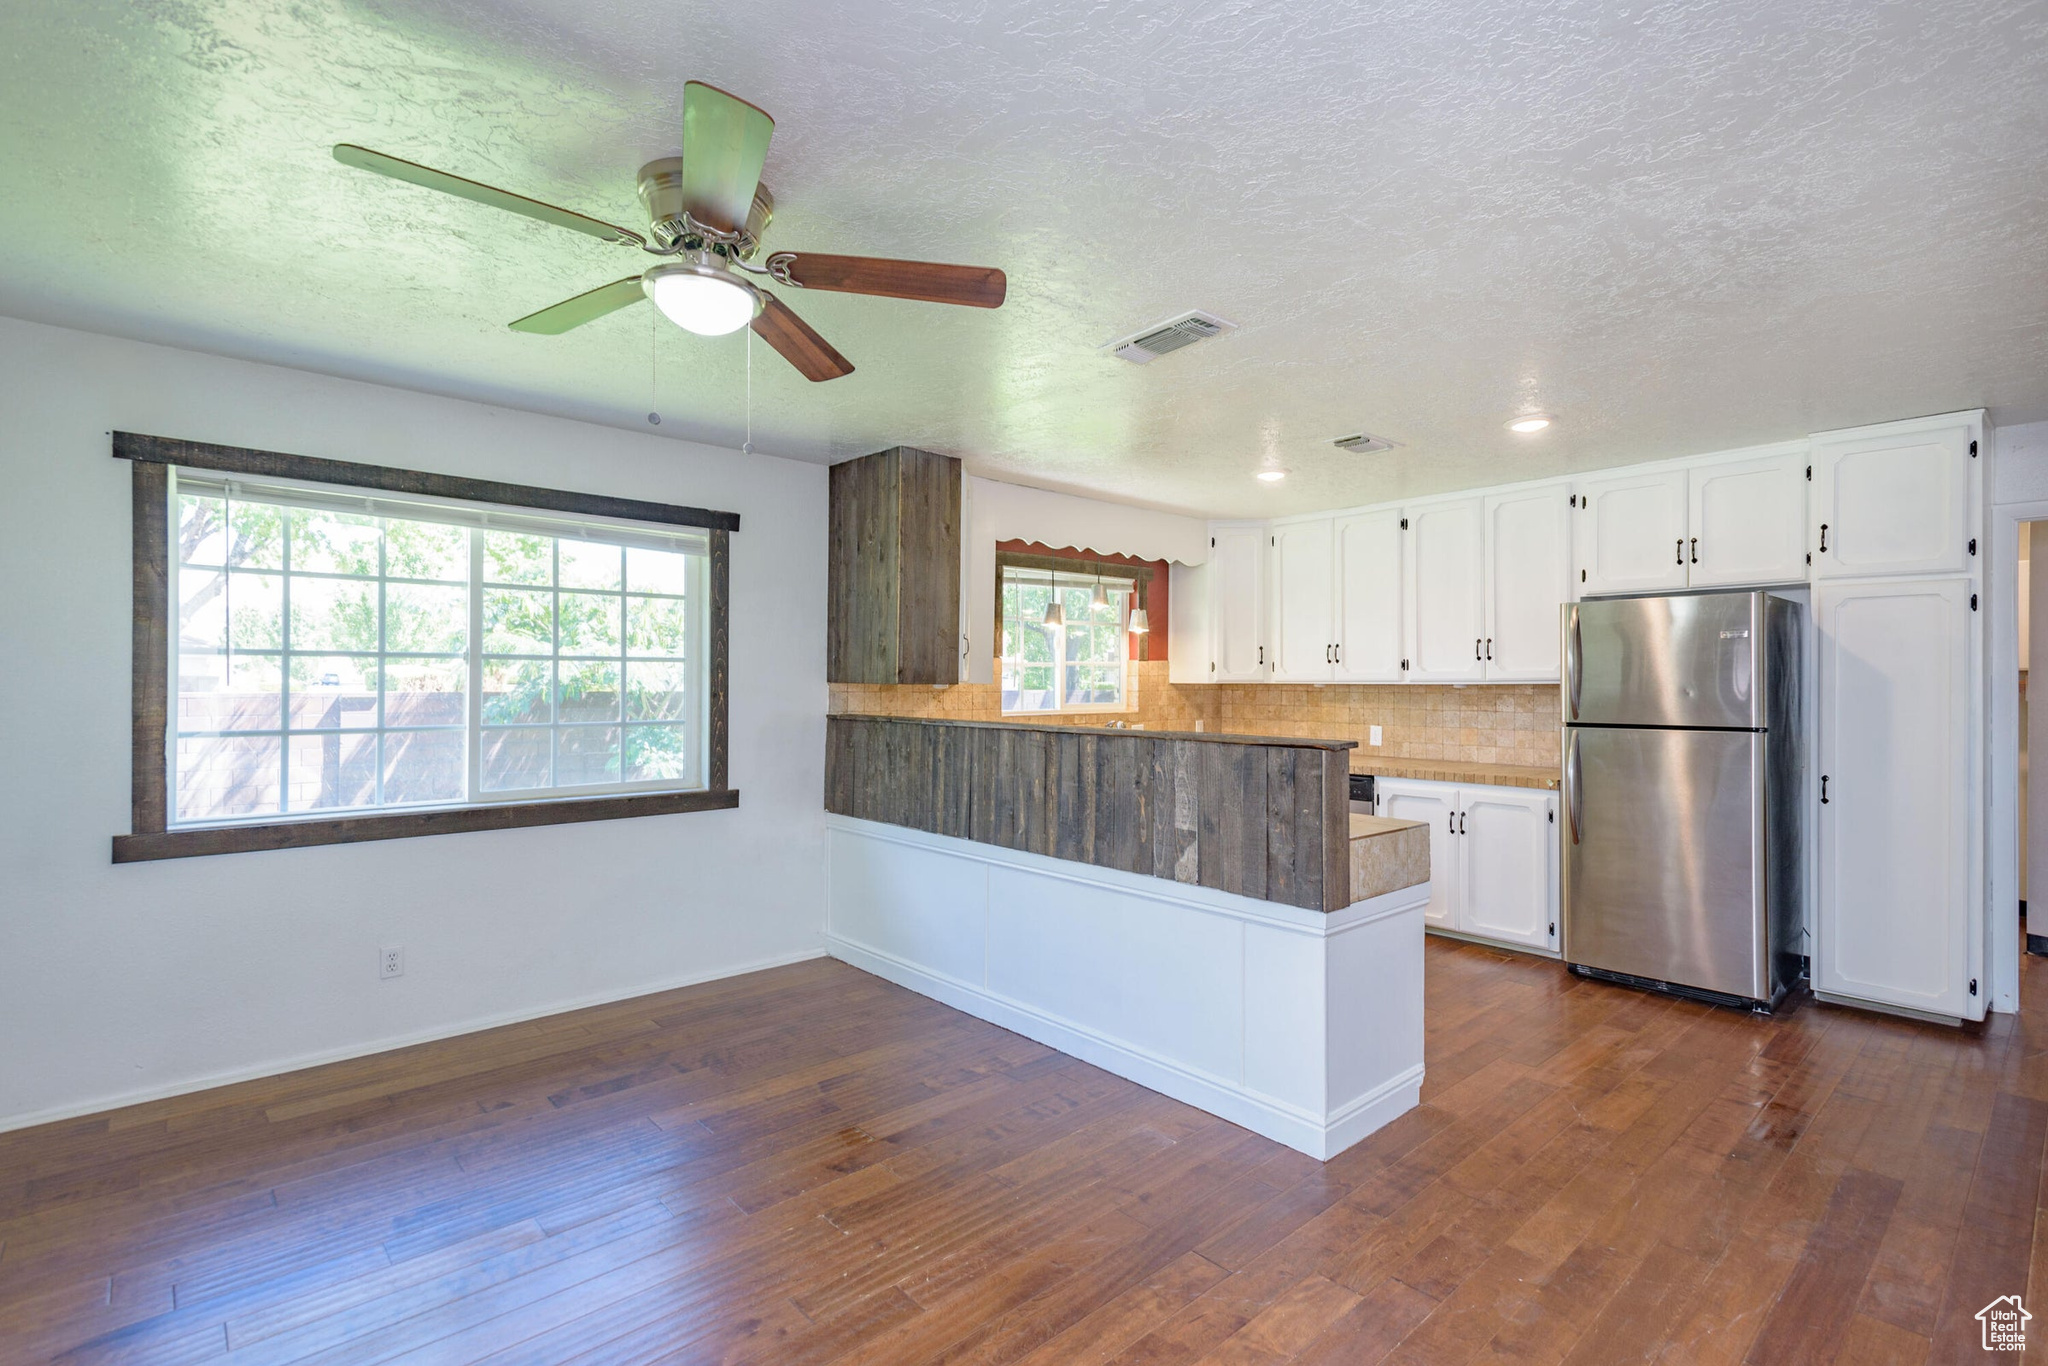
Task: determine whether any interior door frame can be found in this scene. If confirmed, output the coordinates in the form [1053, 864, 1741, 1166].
[1987, 498, 2045, 1014]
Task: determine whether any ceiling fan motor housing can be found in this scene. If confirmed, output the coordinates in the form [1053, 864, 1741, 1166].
[637, 158, 774, 256]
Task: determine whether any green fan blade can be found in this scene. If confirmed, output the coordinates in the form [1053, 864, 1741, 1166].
[508, 277, 647, 334]
[680, 83, 775, 235]
[334, 144, 645, 247]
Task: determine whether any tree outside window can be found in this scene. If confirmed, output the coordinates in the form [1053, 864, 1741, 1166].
[999, 564, 1134, 714]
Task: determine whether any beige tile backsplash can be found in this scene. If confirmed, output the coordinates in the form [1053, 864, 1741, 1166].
[828, 665, 1562, 772]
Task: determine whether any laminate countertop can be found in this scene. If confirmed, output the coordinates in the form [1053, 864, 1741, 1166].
[1359, 757, 1559, 791]
[1350, 813, 1431, 903]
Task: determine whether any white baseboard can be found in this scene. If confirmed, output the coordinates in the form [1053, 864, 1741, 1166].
[827, 932, 1422, 1160]
[0, 945, 829, 1136]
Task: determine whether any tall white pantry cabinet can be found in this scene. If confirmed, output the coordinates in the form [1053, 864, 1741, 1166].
[1170, 412, 1990, 1021]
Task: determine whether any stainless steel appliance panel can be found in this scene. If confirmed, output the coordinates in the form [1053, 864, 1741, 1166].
[1562, 726, 1768, 999]
[1564, 593, 1768, 730]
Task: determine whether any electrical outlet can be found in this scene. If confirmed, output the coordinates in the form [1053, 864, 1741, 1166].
[1369, 725, 1383, 747]
[380, 946, 404, 980]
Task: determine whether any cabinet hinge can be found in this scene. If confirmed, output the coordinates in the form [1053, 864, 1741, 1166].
[1568, 494, 1578, 508]
[1805, 464, 1812, 481]
[1969, 538, 1977, 556]
[1971, 440, 1979, 457]
[1581, 569, 1588, 583]
[1805, 552, 1812, 565]
[1971, 978, 1979, 996]
[1972, 593, 1980, 611]
[1547, 810, 1554, 823]
[1210, 536, 1216, 548]
[1549, 922, 1557, 937]
[1400, 658, 1410, 670]
[1399, 517, 1409, 531]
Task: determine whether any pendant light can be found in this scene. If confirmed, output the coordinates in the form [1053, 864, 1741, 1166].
[1041, 568, 1064, 628]
[1128, 606, 1149, 634]
[1090, 575, 1110, 613]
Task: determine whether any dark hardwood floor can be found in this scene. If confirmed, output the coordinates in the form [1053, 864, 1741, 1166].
[3, 939, 2045, 1365]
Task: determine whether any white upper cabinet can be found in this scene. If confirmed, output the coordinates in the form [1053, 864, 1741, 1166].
[1406, 498, 1487, 681]
[1483, 484, 1572, 681]
[1814, 577, 1975, 1018]
[1809, 418, 1977, 580]
[1574, 469, 1690, 596]
[1209, 523, 1267, 681]
[1267, 518, 1336, 681]
[1686, 448, 1809, 587]
[1333, 509, 1405, 681]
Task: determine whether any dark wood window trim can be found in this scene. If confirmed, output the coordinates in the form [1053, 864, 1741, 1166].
[113, 433, 738, 863]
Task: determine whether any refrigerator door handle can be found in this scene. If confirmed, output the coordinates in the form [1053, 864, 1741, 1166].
[1564, 731, 1583, 845]
[1565, 605, 1583, 721]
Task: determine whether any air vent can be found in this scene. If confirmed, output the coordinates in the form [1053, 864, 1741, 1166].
[1102, 310, 1237, 364]
[1332, 432, 1402, 454]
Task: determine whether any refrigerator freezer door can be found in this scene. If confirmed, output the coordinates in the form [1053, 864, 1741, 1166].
[1565, 593, 1767, 729]
[1562, 726, 1769, 1000]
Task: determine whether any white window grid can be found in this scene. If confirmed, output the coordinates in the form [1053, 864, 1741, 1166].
[999, 566, 1135, 716]
[165, 472, 709, 827]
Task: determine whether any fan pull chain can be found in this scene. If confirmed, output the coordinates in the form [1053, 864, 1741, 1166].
[743, 327, 753, 455]
[646, 309, 661, 426]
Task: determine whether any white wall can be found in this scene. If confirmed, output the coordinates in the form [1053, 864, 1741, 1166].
[0, 316, 830, 1131]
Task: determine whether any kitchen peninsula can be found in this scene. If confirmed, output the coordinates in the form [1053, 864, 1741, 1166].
[824, 714, 1430, 1159]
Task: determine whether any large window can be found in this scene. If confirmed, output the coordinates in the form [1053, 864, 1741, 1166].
[116, 433, 735, 861]
[999, 562, 1135, 714]
[171, 479, 708, 824]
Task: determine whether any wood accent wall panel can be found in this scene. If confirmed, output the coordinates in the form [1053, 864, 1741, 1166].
[826, 716, 1356, 912]
[827, 446, 961, 685]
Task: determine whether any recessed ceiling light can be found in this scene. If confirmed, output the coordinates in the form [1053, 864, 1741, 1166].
[1256, 469, 1288, 483]
[1507, 415, 1553, 434]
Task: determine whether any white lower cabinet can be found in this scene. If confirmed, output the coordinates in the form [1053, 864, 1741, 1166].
[1814, 577, 1979, 1020]
[1375, 777, 1559, 953]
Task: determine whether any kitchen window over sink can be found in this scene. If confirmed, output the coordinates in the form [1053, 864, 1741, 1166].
[998, 560, 1136, 715]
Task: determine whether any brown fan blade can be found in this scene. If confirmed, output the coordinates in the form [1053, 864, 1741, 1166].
[750, 294, 854, 382]
[771, 253, 1005, 308]
[334, 144, 646, 247]
[508, 277, 647, 334]
[681, 82, 775, 235]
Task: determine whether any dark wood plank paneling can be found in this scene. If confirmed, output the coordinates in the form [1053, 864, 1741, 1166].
[824, 716, 1355, 911]
[827, 446, 960, 685]
[893, 448, 962, 685]
[707, 528, 730, 792]
[827, 451, 900, 684]
[130, 461, 170, 836]
[1320, 753, 1351, 911]
[113, 788, 740, 862]
[113, 431, 740, 531]
[968, 726, 1000, 846]
[1264, 748, 1304, 910]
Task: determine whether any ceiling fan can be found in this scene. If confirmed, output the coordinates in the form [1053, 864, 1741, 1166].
[333, 81, 1006, 382]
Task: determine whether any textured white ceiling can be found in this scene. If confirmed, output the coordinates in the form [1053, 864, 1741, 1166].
[1, 0, 2044, 516]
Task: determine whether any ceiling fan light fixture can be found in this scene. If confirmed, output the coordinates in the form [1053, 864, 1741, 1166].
[644, 261, 761, 336]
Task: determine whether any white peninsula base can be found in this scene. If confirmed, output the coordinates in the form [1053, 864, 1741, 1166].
[824, 814, 1428, 1161]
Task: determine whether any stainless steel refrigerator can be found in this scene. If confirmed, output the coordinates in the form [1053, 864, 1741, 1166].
[1561, 591, 1805, 1011]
